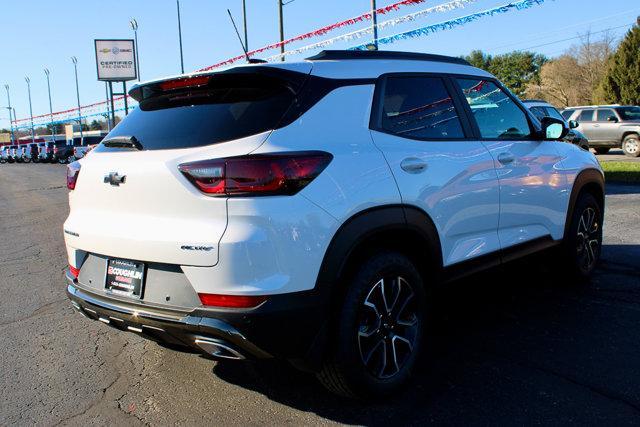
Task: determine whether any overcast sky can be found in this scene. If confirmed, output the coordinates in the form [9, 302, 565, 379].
[1, 0, 638, 126]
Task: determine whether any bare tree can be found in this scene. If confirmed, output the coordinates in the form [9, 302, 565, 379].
[526, 30, 618, 107]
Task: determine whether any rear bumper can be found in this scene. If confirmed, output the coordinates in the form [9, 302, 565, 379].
[65, 271, 328, 365]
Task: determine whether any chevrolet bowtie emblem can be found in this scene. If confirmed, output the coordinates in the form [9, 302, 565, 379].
[104, 172, 126, 186]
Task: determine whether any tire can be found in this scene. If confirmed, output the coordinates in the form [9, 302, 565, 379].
[317, 251, 426, 399]
[23, 157, 31, 164]
[594, 147, 610, 155]
[622, 134, 640, 157]
[561, 193, 603, 281]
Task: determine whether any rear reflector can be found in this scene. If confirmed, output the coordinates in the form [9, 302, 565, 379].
[159, 76, 211, 91]
[69, 265, 80, 279]
[179, 152, 332, 197]
[67, 161, 81, 190]
[198, 293, 267, 309]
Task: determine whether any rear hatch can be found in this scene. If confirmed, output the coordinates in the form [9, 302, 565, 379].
[65, 64, 312, 267]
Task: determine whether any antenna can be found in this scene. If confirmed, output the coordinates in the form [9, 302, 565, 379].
[227, 9, 250, 63]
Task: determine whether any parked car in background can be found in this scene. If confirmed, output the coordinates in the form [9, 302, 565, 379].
[562, 105, 640, 157]
[64, 50, 605, 399]
[4, 145, 18, 163]
[39, 142, 54, 163]
[0, 146, 9, 163]
[52, 140, 77, 164]
[73, 135, 106, 160]
[523, 100, 589, 151]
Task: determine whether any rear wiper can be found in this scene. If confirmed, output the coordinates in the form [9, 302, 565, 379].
[102, 136, 143, 150]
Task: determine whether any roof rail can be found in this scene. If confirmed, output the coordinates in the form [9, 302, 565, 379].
[305, 50, 471, 66]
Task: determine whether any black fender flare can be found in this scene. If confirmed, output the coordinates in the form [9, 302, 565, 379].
[563, 168, 605, 239]
[314, 204, 442, 299]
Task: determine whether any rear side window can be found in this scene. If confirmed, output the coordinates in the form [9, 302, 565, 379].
[596, 109, 617, 122]
[98, 73, 299, 151]
[380, 76, 464, 139]
[457, 79, 532, 139]
[578, 109, 594, 121]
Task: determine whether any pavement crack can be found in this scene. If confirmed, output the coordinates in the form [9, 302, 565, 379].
[0, 298, 66, 327]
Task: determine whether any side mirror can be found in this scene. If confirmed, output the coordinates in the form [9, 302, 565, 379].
[569, 120, 579, 129]
[607, 116, 618, 123]
[540, 116, 569, 140]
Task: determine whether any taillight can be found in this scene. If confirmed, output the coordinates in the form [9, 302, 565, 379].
[67, 161, 81, 190]
[69, 265, 80, 280]
[53, 147, 58, 154]
[198, 293, 267, 308]
[178, 152, 332, 196]
[159, 75, 211, 91]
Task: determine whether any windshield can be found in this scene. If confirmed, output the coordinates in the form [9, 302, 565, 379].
[617, 107, 640, 121]
[96, 72, 300, 152]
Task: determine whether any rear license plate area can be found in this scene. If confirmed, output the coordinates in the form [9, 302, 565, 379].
[105, 258, 145, 299]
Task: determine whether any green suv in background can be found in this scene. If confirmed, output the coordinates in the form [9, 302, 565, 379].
[562, 105, 640, 157]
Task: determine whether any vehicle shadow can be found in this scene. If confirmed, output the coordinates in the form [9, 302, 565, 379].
[212, 245, 640, 425]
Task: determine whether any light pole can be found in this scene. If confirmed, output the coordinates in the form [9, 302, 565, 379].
[130, 18, 141, 81]
[44, 68, 55, 138]
[371, 0, 379, 50]
[4, 84, 15, 143]
[71, 56, 83, 141]
[278, 0, 284, 61]
[242, 0, 248, 51]
[25, 77, 35, 143]
[176, 0, 185, 73]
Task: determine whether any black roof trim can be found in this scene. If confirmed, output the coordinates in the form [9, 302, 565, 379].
[305, 50, 471, 66]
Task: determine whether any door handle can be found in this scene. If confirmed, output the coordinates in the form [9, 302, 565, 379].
[497, 152, 515, 165]
[400, 157, 428, 174]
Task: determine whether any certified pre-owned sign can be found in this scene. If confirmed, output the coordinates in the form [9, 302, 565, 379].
[94, 39, 137, 81]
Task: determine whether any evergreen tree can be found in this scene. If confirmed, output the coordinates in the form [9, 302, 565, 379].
[597, 19, 640, 105]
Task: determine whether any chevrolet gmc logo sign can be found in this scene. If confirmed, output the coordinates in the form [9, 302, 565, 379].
[104, 172, 126, 186]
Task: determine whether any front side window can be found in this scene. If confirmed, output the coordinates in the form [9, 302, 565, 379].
[529, 106, 547, 121]
[578, 109, 594, 122]
[457, 79, 532, 139]
[380, 76, 464, 139]
[561, 109, 575, 120]
[596, 109, 617, 122]
[544, 106, 565, 121]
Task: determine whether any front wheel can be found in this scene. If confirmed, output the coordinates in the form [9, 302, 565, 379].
[622, 134, 640, 157]
[317, 252, 426, 399]
[561, 193, 603, 280]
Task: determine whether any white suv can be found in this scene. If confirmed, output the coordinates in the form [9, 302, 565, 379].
[64, 50, 605, 398]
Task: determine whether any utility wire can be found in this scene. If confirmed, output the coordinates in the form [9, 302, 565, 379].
[487, 7, 640, 52]
[492, 22, 634, 54]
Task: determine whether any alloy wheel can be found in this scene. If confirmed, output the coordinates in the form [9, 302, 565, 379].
[357, 276, 419, 379]
[576, 207, 600, 271]
[624, 138, 639, 155]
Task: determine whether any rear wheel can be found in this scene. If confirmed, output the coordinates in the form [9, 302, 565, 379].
[622, 134, 640, 157]
[594, 147, 610, 155]
[561, 193, 603, 280]
[317, 252, 426, 399]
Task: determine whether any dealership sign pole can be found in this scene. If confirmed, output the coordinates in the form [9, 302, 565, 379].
[95, 39, 137, 128]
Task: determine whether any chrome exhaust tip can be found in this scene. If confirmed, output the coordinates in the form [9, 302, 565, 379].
[195, 338, 245, 360]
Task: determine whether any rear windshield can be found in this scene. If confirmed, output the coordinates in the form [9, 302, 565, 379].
[96, 72, 300, 152]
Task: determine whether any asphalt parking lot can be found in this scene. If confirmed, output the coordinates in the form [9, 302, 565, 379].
[1, 164, 639, 425]
[594, 148, 640, 162]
